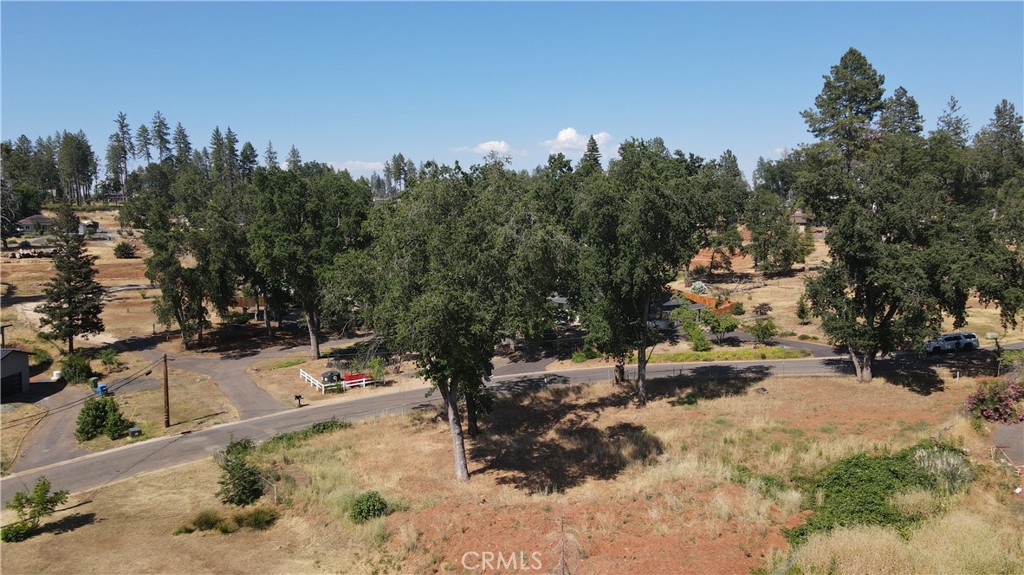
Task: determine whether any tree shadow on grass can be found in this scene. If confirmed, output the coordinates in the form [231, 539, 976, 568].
[36, 512, 98, 535]
[659, 364, 773, 406]
[471, 381, 662, 493]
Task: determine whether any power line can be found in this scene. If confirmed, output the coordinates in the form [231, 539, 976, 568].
[1, 358, 162, 429]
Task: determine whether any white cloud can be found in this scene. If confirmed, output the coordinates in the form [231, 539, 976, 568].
[542, 128, 612, 154]
[337, 160, 385, 172]
[473, 139, 509, 153]
[457, 140, 510, 155]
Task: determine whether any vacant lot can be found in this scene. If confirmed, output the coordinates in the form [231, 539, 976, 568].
[4, 371, 1020, 574]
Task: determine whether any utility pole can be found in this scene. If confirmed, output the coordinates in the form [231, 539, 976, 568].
[163, 354, 170, 428]
[1, 324, 12, 348]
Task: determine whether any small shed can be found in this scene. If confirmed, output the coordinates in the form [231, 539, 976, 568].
[79, 219, 99, 235]
[1, 348, 31, 401]
[16, 214, 52, 234]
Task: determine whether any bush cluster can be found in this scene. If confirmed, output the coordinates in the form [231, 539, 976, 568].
[259, 418, 352, 452]
[571, 346, 601, 363]
[350, 491, 392, 524]
[787, 440, 971, 545]
[112, 241, 136, 259]
[965, 378, 1024, 424]
[174, 506, 279, 535]
[75, 396, 132, 441]
[217, 437, 264, 506]
[59, 352, 93, 384]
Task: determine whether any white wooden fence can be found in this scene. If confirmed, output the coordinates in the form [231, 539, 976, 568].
[299, 368, 373, 394]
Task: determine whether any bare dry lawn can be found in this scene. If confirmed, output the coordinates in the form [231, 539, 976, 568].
[4, 371, 1019, 575]
[78, 364, 239, 452]
[675, 236, 1024, 345]
[248, 354, 431, 408]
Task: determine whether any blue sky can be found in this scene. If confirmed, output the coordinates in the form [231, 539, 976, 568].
[2, 2, 1022, 182]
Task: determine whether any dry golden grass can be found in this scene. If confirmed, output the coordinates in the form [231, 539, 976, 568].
[2, 372, 1018, 574]
[0, 460, 339, 575]
[790, 508, 1024, 575]
[79, 366, 238, 452]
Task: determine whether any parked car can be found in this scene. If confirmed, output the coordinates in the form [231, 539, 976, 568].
[924, 332, 979, 354]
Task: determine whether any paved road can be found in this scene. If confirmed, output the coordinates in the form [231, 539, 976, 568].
[0, 356, 851, 503]
[5, 343, 1020, 503]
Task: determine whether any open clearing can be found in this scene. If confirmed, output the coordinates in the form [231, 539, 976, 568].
[3, 373, 1021, 574]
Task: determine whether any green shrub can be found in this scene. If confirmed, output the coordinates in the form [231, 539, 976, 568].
[31, 347, 52, 367]
[350, 491, 391, 524]
[753, 302, 773, 316]
[173, 524, 196, 535]
[797, 334, 812, 341]
[749, 317, 779, 345]
[96, 348, 121, 369]
[113, 241, 136, 259]
[686, 326, 713, 352]
[259, 418, 352, 453]
[787, 440, 970, 545]
[217, 437, 264, 506]
[571, 346, 600, 363]
[215, 520, 239, 534]
[233, 506, 280, 530]
[191, 510, 221, 531]
[796, 294, 811, 324]
[4, 477, 68, 541]
[732, 302, 745, 315]
[59, 352, 93, 384]
[75, 396, 132, 441]
[1, 521, 33, 542]
[702, 312, 739, 344]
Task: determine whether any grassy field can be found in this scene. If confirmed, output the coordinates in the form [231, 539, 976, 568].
[3, 371, 1020, 574]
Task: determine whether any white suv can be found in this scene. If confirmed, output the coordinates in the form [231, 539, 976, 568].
[924, 333, 979, 354]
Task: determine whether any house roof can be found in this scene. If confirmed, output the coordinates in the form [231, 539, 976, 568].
[1, 348, 31, 361]
[17, 214, 52, 226]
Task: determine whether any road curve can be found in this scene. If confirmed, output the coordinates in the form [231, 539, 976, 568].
[1, 356, 845, 503]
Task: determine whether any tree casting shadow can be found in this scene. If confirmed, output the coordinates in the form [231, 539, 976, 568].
[471, 381, 663, 493]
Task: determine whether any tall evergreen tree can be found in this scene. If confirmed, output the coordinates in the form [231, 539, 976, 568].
[37, 203, 106, 354]
[239, 141, 258, 182]
[935, 96, 971, 146]
[134, 123, 152, 164]
[151, 111, 172, 162]
[878, 86, 923, 135]
[264, 141, 278, 168]
[800, 47, 885, 169]
[172, 122, 192, 167]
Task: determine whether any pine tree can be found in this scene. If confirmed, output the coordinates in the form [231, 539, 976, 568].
[37, 203, 105, 354]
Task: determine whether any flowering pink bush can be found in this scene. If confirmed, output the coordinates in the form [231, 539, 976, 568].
[965, 378, 1024, 424]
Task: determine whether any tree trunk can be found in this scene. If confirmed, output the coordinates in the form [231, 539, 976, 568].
[465, 390, 479, 438]
[67, 336, 74, 355]
[439, 382, 470, 481]
[636, 291, 651, 405]
[850, 350, 874, 382]
[683, 263, 691, 287]
[636, 343, 648, 405]
[306, 310, 320, 359]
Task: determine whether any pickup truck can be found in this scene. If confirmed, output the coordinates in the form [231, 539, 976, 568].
[924, 333, 979, 354]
